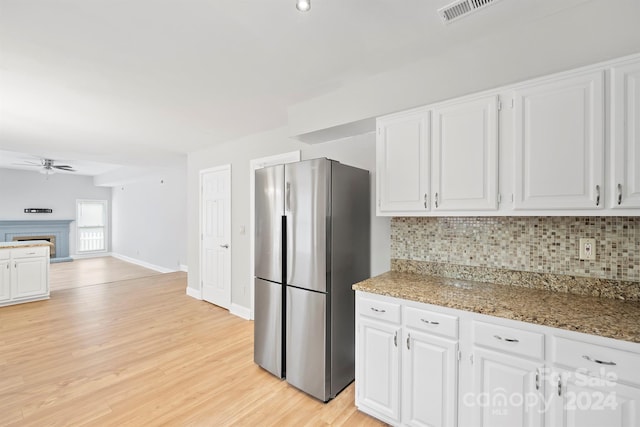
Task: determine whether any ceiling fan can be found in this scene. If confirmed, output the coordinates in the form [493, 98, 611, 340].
[15, 158, 77, 174]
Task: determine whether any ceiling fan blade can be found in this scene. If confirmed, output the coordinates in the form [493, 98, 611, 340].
[53, 165, 76, 171]
[11, 161, 41, 166]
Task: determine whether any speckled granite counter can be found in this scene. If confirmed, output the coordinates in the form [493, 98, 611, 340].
[353, 271, 640, 344]
[0, 240, 53, 249]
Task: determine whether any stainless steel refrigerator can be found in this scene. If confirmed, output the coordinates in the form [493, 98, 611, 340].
[254, 158, 370, 402]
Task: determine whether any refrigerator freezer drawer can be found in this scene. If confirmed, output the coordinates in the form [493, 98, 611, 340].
[254, 278, 283, 378]
[286, 286, 329, 401]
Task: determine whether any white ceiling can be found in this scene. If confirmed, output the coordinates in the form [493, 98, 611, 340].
[0, 0, 609, 173]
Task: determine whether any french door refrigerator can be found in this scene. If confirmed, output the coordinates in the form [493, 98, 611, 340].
[254, 158, 370, 402]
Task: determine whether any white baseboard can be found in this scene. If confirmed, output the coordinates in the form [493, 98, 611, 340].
[230, 303, 251, 320]
[71, 252, 113, 260]
[186, 287, 202, 300]
[179, 264, 188, 272]
[110, 253, 175, 273]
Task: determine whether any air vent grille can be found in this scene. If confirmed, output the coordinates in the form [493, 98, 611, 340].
[438, 0, 502, 24]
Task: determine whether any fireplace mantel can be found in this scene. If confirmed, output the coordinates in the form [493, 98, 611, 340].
[0, 220, 74, 262]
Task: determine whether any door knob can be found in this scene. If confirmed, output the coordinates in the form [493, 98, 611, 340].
[220, 244, 229, 249]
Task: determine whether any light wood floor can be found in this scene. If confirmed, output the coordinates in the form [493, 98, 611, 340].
[0, 271, 384, 426]
[49, 257, 162, 291]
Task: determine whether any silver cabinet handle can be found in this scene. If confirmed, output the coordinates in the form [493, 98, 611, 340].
[394, 331, 398, 347]
[557, 377, 562, 397]
[420, 319, 440, 325]
[582, 355, 616, 366]
[407, 333, 411, 350]
[535, 368, 540, 390]
[435, 192, 439, 208]
[5, 263, 8, 270]
[220, 244, 229, 248]
[618, 183, 623, 205]
[370, 307, 386, 313]
[25, 252, 36, 255]
[494, 334, 519, 343]
[596, 185, 600, 206]
[286, 182, 291, 212]
[424, 193, 427, 209]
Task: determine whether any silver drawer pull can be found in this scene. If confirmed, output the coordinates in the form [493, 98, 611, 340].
[420, 319, 439, 325]
[617, 183, 623, 205]
[25, 252, 37, 255]
[494, 334, 519, 343]
[582, 355, 616, 366]
[370, 307, 386, 313]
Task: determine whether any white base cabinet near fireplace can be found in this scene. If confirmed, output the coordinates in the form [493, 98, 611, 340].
[0, 246, 50, 306]
[355, 291, 640, 427]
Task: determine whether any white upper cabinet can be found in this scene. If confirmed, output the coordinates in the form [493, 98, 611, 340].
[512, 70, 605, 210]
[377, 108, 430, 215]
[432, 95, 499, 211]
[610, 59, 640, 209]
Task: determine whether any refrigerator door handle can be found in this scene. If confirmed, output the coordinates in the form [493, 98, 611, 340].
[286, 182, 291, 212]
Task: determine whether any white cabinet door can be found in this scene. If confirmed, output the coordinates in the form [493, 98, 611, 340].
[357, 317, 401, 424]
[12, 256, 48, 299]
[470, 348, 544, 427]
[513, 71, 605, 210]
[611, 60, 640, 209]
[0, 258, 10, 302]
[377, 108, 430, 214]
[550, 369, 640, 427]
[403, 330, 458, 427]
[432, 95, 499, 211]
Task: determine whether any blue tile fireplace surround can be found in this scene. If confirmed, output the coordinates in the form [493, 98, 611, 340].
[0, 220, 74, 263]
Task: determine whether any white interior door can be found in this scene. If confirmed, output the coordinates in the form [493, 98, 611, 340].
[200, 165, 231, 309]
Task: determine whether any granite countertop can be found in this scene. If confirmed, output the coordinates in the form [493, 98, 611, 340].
[0, 240, 53, 249]
[353, 271, 640, 344]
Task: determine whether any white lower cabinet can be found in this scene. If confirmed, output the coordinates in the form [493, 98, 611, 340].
[356, 292, 459, 427]
[404, 330, 458, 427]
[549, 336, 640, 427]
[357, 317, 402, 423]
[0, 255, 11, 302]
[0, 246, 50, 307]
[470, 348, 543, 427]
[355, 291, 640, 427]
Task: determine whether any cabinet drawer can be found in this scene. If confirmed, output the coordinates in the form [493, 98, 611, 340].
[358, 296, 401, 324]
[473, 321, 544, 360]
[0, 250, 9, 260]
[12, 246, 49, 258]
[404, 306, 458, 339]
[552, 336, 640, 386]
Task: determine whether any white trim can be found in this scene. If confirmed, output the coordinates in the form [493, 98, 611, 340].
[186, 286, 202, 300]
[249, 150, 301, 320]
[71, 252, 113, 260]
[179, 264, 188, 272]
[75, 198, 109, 253]
[199, 164, 232, 309]
[230, 303, 251, 320]
[110, 252, 174, 273]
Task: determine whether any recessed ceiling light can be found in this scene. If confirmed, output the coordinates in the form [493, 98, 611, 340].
[296, 0, 310, 12]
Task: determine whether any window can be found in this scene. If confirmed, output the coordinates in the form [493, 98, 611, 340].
[76, 200, 107, 253]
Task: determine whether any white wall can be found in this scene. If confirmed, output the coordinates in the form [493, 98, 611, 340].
[187, 128, 390, 310]
[111, 167, 187, 271]
[287, 0, 640, 139]
[0, 168, 112, 254]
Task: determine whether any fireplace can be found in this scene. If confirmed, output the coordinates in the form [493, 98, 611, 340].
[12, 235, 56, 257]
[0, 220, 73, 263]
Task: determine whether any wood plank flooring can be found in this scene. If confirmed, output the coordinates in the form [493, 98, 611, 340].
[0, 271, 384, 426]
[49, 257, 162, 291]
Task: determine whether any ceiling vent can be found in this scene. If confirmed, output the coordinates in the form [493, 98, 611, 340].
[438, 0, 502, 24]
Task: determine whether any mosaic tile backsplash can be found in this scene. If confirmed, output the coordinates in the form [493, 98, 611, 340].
[391, 217, 640, 282]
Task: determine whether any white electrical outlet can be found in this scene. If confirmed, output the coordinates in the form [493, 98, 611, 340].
[579, 238, 596, 260]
